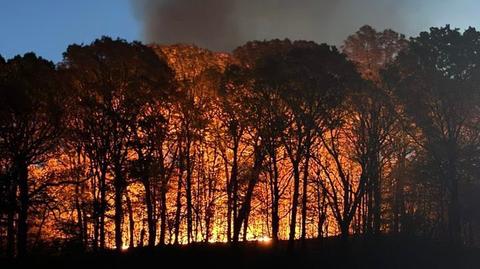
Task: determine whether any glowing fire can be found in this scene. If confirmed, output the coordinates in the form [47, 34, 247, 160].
[256, 236, 272, 244]
[25, 45, 360, 250]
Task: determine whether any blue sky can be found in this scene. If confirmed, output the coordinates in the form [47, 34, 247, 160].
[1, 1, 480, 63]
[0, 0, 141, 62]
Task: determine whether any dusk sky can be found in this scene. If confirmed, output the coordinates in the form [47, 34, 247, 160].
[1, 0, 480, 63]
[0, 0, 140, 62]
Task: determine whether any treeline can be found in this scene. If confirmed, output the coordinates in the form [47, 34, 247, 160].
[1, 25, 480, 257]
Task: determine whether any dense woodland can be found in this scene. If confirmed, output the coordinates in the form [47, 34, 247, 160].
[1, 25, 480, 258]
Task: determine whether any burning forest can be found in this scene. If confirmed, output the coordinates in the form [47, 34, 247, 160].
[1, 4, 480, 268]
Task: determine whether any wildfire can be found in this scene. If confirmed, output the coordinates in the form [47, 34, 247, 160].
[256, 236, 272, 244]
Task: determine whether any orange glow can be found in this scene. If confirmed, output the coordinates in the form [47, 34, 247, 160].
[256, 236, 272, 244]
[22, 45, 371, 250]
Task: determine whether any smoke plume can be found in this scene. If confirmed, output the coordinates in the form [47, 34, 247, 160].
[131, 0, 470, 51]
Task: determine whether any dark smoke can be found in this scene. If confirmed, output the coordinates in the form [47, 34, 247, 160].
[130, 0, 448, 51]
[132, 0, 241, 51]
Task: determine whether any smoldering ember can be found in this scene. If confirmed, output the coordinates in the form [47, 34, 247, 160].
[1, 1, 480, 269]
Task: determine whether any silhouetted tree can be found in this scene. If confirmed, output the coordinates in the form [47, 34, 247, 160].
[343, 25, 408, 82]
[217, 80, 245, 242]
[62, 37, 174, 250]
[250, 40, 358, 248]
[221, 64, 267, 243]
[343, 25, 408, 235]
[153, 44, 230, 244]
[385, 26, 480, 243]
[129, 92, 177, 247]
[0, 53, 64, 257]
[4, 26, 480, 255]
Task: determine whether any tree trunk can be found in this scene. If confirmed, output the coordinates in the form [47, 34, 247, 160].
[99, 168, 107, 250]
[301, 147, 311, 242]
[114, 169, 125, 251]
[393, 152, 406, 234]
[6, 172, 17, 258]
[271, 152, 280, 243]
[205, 207, 211, 243]
[372, 154, 381, 235]
[340, 221, 350, 241]
[288, 162, 300, 250]
[185, 142, 193, 244]
[242, 211, 249, 241]
[74, 183, 85, 249]
[366, 188, 373, 235]
[233, 146, 263, 243]
[226, 175, 232, 243]
[227, 141, 239, 243]
[139, 228, 145, 247]
[174, 162, 183, 245]
[316, 187, 327, 238]
[159, 179, 167, 246]
[126, 191, 135, 249]
[144, 180, 156, 247]
[232, 156, 240, 242]
[16, 159, 28, 258]
[82, 207, 88, 249]
[447, 162, 460, 243]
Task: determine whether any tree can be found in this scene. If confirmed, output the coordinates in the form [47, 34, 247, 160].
[385, 25, 480, 242]
[315, 126, 367, 240]
[343, 25, 408, 82]
[0, 53, 64, 257]
[221, 64, 267, 243]
[62, 37, 174, 250]
[343, 25, 408, 235]
[129, 96, 177, 247]
[217, 81, 245, 242]
[252, 40, 358, 247]
[0, 54, 15, 257]
[153, 44, 231, 244]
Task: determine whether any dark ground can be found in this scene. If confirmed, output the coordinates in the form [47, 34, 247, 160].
[3, 236, 480, 269]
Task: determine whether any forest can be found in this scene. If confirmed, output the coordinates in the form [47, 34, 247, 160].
[1, 24, 480, 263]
